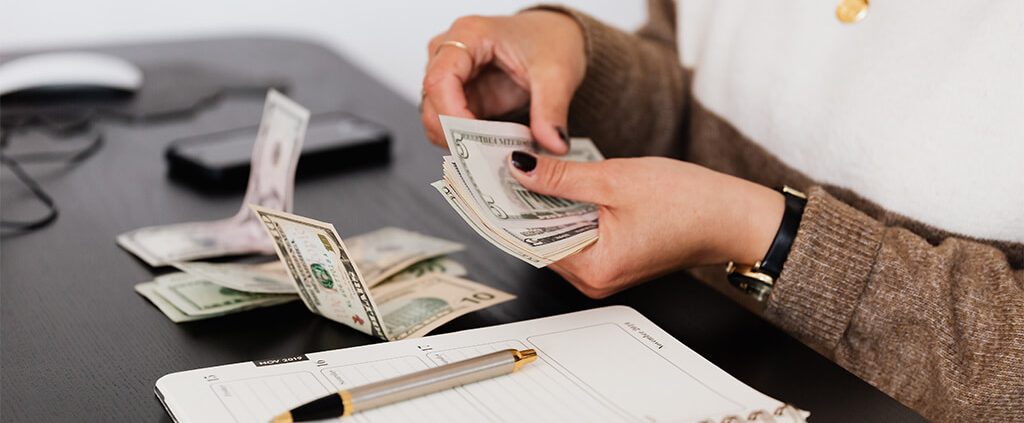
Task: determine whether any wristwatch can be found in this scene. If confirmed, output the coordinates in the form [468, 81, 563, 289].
[726, 186, 807, 302]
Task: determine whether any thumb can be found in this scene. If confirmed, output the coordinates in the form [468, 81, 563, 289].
[528, 68, 574, 155]
[508, 151, 608, 204]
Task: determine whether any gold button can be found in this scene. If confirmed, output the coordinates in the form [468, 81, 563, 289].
[836, 0, 869, 24]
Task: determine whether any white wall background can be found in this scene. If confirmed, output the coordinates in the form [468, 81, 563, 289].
[0, 1, 645, 102]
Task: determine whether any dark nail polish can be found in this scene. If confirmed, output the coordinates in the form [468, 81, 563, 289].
[555, 126, 570, 146]
[511, 151, 537, 173]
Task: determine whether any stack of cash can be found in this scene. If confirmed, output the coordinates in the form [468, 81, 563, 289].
[135, 271, 298, 324]
[135, 222, 515, 342]
[134, 227, 473, 326]
[431, 116, 605, 268]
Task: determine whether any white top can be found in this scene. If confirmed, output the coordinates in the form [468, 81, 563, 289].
[677, 0, 1024, 243]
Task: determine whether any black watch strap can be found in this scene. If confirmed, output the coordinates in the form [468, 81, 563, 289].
[758, 187, 807, 279]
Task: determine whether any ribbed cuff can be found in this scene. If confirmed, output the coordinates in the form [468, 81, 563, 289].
[765, 186, 884, 352]
[524, 5, 636, 132]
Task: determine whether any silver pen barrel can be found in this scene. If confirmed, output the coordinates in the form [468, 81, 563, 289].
[343, 348, 537, 414]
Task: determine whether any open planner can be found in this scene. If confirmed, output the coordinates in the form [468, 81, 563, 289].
[156, 306, 809, 422]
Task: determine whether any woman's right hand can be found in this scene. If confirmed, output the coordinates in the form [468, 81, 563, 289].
[421, 10, 586, 154]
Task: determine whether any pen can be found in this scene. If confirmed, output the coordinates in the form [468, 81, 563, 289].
[270, 348, 538, 422]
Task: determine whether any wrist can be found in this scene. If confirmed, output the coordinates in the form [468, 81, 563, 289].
[517, 9, 587, 73]
[723, 184, 806, 302]
[517, 9, 585, 43]
[718, 177, 786, 266]
[518, 8, 585, 34]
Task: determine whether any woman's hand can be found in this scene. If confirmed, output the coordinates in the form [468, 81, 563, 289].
[421, 11, 586, 154]
[508, 151, 786, 299]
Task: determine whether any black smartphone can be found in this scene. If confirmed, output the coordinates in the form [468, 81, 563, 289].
[166, 111, 390, 191]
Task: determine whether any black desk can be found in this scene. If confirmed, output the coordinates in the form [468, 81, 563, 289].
[0, 38, 925, 422]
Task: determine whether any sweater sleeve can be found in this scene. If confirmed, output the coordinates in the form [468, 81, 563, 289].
[528, 1, 689, 159]
[767, 186, 1024, 422]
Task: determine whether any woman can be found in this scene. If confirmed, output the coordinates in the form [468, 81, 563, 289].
[419, 1, 1023, 421]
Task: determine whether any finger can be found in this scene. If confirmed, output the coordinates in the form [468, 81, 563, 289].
[419, 99, 447, 148]
[424, 29, 479, 82]
[423, 42, 478, 120]
[422, 22, 495, 120]
[424, 72, 475, 120]
[507, 151, 610, 204]
[527, 66, 575, 155]
[422, 32, 477, 140]
[426, 34, 446, 59]
[464, 67, 530, 118]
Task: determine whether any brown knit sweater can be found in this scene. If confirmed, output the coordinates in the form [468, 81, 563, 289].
[533, 2, 1024, 421]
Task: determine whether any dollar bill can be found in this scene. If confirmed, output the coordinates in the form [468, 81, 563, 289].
[431, 180, 548, 266]
[382, 256, 467, 283]
[135, 280, 207, 323]
[373, 274, 515, 340]
[250, 205, 513, 340]
[153, 272, 297, 317]
[442, 116, 600, 221]
[136, 272, 298, 322]
[251, 205, 388, 338]
[344, 227, 464, 287]
[171, 255, 469, 295]
[140, 257, 471, 323]
[169, 261, 296, 294]
[117, 90, 310, 266]
[139, 255, 468, 321]
[434, 116, 603, 267]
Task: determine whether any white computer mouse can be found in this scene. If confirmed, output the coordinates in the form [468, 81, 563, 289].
[0, 52, 143, 97]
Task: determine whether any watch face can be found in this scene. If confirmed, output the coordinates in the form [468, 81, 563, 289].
[727, 273, 773, 302]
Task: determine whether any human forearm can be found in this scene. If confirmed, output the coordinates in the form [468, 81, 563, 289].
[766, 186, 1024, 422]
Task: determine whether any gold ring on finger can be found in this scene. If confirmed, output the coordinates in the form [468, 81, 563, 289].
[434, 40, 469, 57]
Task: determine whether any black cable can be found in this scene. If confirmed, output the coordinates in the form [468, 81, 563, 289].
[0, 117, 103, 233]
[0, 152, 60, 231]
[0, 84, 278, 235]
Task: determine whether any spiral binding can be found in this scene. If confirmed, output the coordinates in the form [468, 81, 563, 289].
[700, 404, 807, 423]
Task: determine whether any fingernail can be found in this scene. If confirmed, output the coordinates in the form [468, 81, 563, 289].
[555, 126, 570, 147]
[511, 151, 537, 173]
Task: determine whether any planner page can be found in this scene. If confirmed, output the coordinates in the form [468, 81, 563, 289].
[156, 306, 804, 422]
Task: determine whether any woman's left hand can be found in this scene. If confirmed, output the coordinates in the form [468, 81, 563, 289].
[507, 151, 786, 298]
